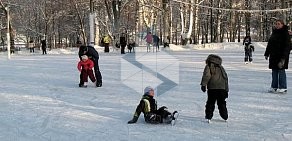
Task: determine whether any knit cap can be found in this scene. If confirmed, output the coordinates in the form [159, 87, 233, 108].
[81, 55, 88, 60]
[144, 86, 154, 95]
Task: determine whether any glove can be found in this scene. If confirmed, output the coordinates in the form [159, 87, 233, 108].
[160, 106, 167, 109]
[225, 92, 229, 98]
[278, 59, 285, 69]
[127, 116, 138, 124]
[265, 56, 268, 60]
[201, 86, 206, 92]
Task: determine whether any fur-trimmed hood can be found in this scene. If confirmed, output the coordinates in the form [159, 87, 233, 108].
[206, 54, 222, 65]
[201, 54, 229, 92]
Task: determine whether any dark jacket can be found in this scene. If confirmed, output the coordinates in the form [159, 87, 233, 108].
[264, 25, 290, 69]
[201, 54, 229, 92]
[41, 40, 46, 49]
[244, 43, 255, 53]
[153, 35, 159, 43]
[243, 36, 251, 45]
[79, 46, 99, 62]
[120, 36, 127, 46]
[132, 95, 157, 121]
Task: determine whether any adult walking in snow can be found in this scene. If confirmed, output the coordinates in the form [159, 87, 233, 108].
[152, 34, 160, 52]
[200, 54, 229, 123]
[120, 33, 127, 54]
[103, 34, 111, 53]
[79, 45, 103, 87]
[128, 86, 178, 124]
[264, 19, 290, 93]
[41, 40, 47, 55]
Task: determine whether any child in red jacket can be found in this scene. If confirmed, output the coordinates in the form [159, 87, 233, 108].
[77, 55, 96, 87]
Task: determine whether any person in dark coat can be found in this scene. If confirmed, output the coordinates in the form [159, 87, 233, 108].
[264, 19, 290, 93]
[244, 41, 255, 64]
[289, 30, 292, 50]
[152, 34, 160, 52]
[79, 45, 102, 87]
[243, 36, 251, 45]
[128, 86, 178, 124]
[200, 54, 229, 122]
[41, 40, 47, 55]
[120, 33, 127, 54]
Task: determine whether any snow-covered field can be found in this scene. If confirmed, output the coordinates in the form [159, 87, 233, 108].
[0, 43, 291, 141]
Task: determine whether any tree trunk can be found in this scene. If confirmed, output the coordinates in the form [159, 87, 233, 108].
[210, 0, 213, 42]
[245, 0, 251, 37]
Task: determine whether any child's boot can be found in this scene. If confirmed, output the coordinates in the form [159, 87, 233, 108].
[83, 82, 88, 88]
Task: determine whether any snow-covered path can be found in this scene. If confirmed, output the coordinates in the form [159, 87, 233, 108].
[0, 43, 291, 141]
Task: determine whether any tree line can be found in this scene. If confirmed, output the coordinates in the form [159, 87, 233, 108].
[0, 0, 291, 49]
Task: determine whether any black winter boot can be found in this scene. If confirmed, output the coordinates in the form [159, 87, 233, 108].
[128, 116, 138, 124]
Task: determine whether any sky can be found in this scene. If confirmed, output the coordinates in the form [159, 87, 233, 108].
[0, 42, 291, 141]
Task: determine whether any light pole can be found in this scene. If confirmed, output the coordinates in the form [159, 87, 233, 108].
[6, 6, 10, 59]
[89, 0, 95, 46]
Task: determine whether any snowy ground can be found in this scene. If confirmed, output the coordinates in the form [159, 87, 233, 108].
[0, 43, 292, 141]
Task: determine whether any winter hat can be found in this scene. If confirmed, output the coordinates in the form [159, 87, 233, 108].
[80, 45, 88, 52]
[206, 54, 222, 65]
[81, 55, 88, 60]
[144, 86, 154, 95]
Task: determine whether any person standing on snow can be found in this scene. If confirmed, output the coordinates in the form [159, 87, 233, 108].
[120, 33, 127, 54]
[41, 39, 47, 55]
[243, 40, 255, 64]
[200, 54, 229, 123]
[243, 35, 252, 45]
[152, 34, 160, 52]
[77, 55, 96, 88]
[28, 40, 35, 53]
[144, 32, 153, 52]
[79, 45, 103, 87]
[264, 19, 290, 93]
[103, 34, 111, 53]
[128, 86, 178, 124]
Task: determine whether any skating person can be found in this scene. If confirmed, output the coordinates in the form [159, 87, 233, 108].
[144, 32, 152, 52]
[152, 34, 160, 52]
[120, 33, 127, 54]
[79, 45, 103, 87]
[264, 19, 290, 93]
[244, 41, 255, 64]
[127, 40, 135, 53]
[103, 34, 111, 53]
[77, 55, 96, 87]
[243, 35, 251, 45]
[41, 40, 47, 55]
[128, 86, 178, 124]
[28, 40, 35, 53]
[200, 54, 229, 122]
